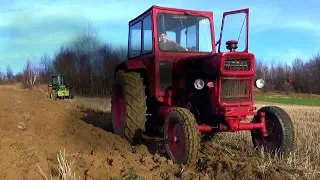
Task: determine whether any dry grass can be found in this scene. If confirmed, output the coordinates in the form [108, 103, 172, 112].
[0, 83, 25, 90]
[66, 96, 111, 112]
[215, 103, 320, 179]
[0, 84, 48, 94]
[37, 149, 80, 180]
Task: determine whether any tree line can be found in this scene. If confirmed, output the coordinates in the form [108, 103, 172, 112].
[0, 21, 319, 96]
[1, 21, 124, 96]
[254, 55, 320, 94]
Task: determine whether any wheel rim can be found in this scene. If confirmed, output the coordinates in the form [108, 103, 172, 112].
[166, 117, 186, 159]
[254, 115, 283, 152]
[113, 85, 125, 132]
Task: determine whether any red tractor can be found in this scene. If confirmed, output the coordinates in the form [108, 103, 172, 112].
[111, 5, 295, 167]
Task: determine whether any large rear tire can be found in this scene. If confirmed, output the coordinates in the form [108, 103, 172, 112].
[163, 108, 200, 168]
[111, 70, 147, 145]
[251, 106, 295, 155]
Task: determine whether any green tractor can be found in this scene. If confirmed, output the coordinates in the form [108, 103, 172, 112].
[48, 74, 73, 100]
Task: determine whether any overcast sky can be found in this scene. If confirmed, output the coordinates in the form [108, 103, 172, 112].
[1, 0, 320, 74]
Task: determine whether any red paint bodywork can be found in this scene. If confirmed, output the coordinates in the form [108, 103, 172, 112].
[116, 5, 267, 135]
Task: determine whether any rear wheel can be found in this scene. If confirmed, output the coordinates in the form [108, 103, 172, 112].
[111, 70, 147, 145]
[163, 108, 200, 168]
[251, 106, 295, 155]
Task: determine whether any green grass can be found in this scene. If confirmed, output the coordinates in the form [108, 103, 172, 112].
[255, 96, 320, 106]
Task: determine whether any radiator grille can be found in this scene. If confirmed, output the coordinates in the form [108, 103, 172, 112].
[221, 78, 251, 102]
[224, 57, 251, 71]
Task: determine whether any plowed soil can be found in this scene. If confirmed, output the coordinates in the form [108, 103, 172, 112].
[0, 87, 304, 180]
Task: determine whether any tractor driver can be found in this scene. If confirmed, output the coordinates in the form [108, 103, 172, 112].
[159, 32, 188, 51]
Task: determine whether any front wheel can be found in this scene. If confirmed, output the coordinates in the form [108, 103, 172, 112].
[251, 106, 295, 155]
[163, 108, 200, 168]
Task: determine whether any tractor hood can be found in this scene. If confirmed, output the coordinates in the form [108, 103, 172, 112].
[177, 53, 215, 62]
[172, 53, 219, 78]
[173, 52, 255, 77]
[59, 85, 67, 90]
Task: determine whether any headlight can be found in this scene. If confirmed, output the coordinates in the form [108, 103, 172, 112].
[255, 78, 265, 89]
[194, 79, 205, 90]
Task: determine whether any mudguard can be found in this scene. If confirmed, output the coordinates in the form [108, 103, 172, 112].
[115, 60, 146, 75]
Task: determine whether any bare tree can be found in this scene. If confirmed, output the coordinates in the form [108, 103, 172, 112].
[72, 20, 101, 55]
[291, 58, 304, 92]
[15, 72, 24, 83]
[39, 53, 53, 84]
[23, 59, 39, 87]
[6, 65, 14, 84]
[0, 71, 3, 84]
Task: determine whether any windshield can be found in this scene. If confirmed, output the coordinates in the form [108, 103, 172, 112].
[157, 13, 212, 52]
[59, 75, 66, 85]
[51, 75, 66, 85]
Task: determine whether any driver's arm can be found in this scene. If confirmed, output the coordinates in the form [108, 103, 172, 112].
[170, 41, 188, 51]
[177, 44, 188, 51]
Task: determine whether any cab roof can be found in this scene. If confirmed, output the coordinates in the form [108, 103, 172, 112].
[128, 5, 213, 26]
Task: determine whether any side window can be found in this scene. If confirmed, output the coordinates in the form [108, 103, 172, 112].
[143, 15, 152, 54]
[52, 77, 57, 84]
[129, 21, 142, 58]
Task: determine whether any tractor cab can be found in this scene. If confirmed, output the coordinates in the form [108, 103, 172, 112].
[50, 74, 67, 87]
[125, 6, 251, 97]
[127, 6, 249, 57]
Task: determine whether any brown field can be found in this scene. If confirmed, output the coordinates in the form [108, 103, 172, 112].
[0, 85, 319, 180]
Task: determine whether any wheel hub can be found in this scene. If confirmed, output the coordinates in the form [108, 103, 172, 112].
[167, 120, 186, 158]
[173, 136, 179, 143]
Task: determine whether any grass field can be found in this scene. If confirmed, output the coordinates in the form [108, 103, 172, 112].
[255, 96, 320, 106]
[254, 91, 320, 106]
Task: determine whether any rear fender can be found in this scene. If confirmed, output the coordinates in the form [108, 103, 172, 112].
[114, 60, 150, 95]
[115, 60, 146, 75]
